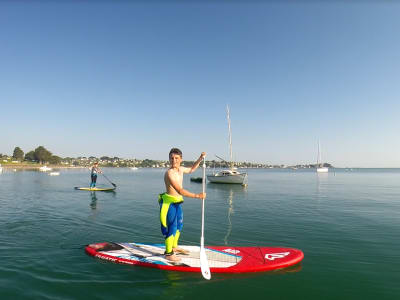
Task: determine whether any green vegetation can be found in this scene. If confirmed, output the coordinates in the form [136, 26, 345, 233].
[34, 146, 52, 164]
[12, 147, 24, 161]
[1, 146, 333, 169]
[24, 151, 35, 161]
[3, 146, 65, 166]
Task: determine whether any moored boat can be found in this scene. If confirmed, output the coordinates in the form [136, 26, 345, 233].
[207, 169, 247, 184]
[39, 166, 52, 172]
[316, 140, 329, 173]
[190, 177, 203, 183]
[207, 106, 247, 185]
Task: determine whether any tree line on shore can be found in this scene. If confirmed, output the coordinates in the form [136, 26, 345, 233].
[0, 146, 163, 167]
[1, 146, 333, 169]
[0, 146, 62, 165]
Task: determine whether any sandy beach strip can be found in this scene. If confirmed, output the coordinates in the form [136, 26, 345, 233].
[1, 164, 85, 170]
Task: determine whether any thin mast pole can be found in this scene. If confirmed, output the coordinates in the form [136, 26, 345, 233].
[318, 140, 321, 166]
[227, 105, 233, 170]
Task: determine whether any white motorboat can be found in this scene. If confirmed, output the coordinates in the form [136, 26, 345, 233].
[49, 172, 60, 176]
[0, 164, 3, 173]
[316, 140, 329, 173]
[207, 105, 247, 185]
[317, 167, 328, 173]
[39, 166, 52, 172]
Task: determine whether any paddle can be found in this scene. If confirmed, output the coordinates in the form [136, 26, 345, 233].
[101, 173, 117, 188]
[200, 157, 211, 280]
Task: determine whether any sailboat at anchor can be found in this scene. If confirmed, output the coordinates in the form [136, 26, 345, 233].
[207, 106, 248, 185]
[316, 140, 329, 173]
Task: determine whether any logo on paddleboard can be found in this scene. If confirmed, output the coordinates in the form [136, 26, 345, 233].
[265, 252, 290, 261]
[223, 249, 240, 254]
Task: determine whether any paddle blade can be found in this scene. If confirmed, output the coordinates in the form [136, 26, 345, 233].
[200, 247, 211, 280]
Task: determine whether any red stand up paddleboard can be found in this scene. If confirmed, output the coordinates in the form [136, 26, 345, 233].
[86, 161, 304, 276]
[85, 242, 304, 274]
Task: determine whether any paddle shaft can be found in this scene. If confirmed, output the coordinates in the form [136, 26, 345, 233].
[102, 173, 117, 187]
[200, 157, 211, 280]
[201, 158, 206, 245]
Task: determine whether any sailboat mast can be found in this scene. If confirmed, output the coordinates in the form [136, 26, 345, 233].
[317, 140, 322, 166]
[227, 105, 233, 170]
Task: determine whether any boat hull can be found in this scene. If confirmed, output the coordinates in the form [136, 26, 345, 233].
[316, 167, 329, 173]
[190, 177, 203, 183]
[207, 173, 247, 184]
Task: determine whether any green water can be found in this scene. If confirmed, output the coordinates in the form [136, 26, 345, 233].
[0, 168, 399, 299]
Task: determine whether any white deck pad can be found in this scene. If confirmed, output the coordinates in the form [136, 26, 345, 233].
[102, 242, 242, 268]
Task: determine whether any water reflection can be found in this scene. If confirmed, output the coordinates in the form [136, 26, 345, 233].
[206, 184, 247, 245]
[316, 172, 329, 200]
[90, 191, 98, 210]
[224, 188, 234, 245]
[89, 190, 116, 210]
[160, 260, 302, 289]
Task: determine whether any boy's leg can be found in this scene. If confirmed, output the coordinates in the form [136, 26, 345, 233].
[160, 201, 181, 261]
[173, 204, 189, 255]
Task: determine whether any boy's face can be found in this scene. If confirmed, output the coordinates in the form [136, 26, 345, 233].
[169, 153, 182, 168]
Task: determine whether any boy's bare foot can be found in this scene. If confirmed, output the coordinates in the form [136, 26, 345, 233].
[173, 247, 190, 255]
[88, 243, 103, 250]
[164, 253, 181, 262]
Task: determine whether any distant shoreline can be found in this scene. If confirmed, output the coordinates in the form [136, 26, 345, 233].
[1, 165, 399, 170]
[1, 164, 85, 170]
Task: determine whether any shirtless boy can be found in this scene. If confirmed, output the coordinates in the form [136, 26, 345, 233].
[159, 148, 206, 262]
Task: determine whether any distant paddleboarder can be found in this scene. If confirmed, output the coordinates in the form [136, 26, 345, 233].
[159, 148, 206, 262]
[89, 162, 102, 188]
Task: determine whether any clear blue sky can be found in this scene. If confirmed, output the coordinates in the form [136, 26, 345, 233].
[1, 1, 400, 167]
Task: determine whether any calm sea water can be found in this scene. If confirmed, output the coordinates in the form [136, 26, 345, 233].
[0, 168, 399, 299]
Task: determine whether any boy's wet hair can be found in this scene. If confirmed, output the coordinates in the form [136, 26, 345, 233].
[169, 148, 182, 157]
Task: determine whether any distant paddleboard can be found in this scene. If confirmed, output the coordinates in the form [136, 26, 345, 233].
[75, 187, 116, 192]
[85, 242, 304, 273]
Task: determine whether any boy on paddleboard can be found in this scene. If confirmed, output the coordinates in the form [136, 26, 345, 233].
[89, 162, 102, 188]
[159, 148, 206, 262]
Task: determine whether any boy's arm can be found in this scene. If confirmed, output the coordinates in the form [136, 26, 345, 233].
[167, 170, 205, 199]
[184, 152, 206, 174]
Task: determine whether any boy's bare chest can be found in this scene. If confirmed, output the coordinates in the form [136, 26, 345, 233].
[170, 169, 184, 184]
